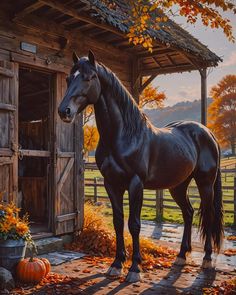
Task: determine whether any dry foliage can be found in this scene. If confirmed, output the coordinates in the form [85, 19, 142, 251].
[208, 75, 236, 154]
[226, 235, 236, 241]
[140, 77, 166, 109]
[106, 0, 235, 52]
[66, 202, 176, 270]
[203, 277, 236, 294]
[11, 273, 85, 295]
[223, 248, 236, 256]
[83, 125, 99, 155]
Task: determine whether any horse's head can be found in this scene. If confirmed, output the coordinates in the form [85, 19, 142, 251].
[58, 50, 101, 123]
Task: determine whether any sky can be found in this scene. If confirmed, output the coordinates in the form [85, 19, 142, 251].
[152, 12, 236, 106]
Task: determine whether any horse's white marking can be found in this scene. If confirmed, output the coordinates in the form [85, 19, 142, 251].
[74, 70, 80, 78]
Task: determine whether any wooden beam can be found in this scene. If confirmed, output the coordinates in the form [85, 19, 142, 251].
[137, 48, 175, 58]
[20, 149, 51, 157]
[166, 54, 176, 65]
[38, 0, 124, 37]
[139, 74, 157, 93]
[13, 2, 45, 20]
[56, 212, 76, 222]
[0, 66, 14, 77]
[0, 103, 16, 111]
[152, 57, 162, 68]
[131, 57, 141, 103]
[58, 158, 75, 192]
[141, 64, 196, 76]
[13, 14, 131, 59]
[200, 68, 207, 126]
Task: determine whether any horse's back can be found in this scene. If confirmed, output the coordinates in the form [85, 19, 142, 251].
[165, 120, 220, 174]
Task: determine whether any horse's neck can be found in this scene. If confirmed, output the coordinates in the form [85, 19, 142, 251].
[94, 94, 114, 145]
[96, 64, 143, 138]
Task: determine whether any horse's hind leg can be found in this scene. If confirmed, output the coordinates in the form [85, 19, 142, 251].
[169, 178, 194, 265]
[194, 175, 215, 268]
[104, 180, 126, 278]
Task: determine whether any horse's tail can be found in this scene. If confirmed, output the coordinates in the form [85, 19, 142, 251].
[211, 168, 224, 252]
[199, 167, 224, 252]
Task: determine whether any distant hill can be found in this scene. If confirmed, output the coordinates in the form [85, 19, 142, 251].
[144, 99, 212, 127]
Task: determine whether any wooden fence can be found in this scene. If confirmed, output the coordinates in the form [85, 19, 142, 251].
[85, 163, 236, 225]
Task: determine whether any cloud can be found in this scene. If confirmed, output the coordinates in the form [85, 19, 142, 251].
[222, 52, 236, 67]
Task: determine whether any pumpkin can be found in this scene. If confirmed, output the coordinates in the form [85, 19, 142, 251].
[16, 257, 46, 283]
[40, 258, 51, 275]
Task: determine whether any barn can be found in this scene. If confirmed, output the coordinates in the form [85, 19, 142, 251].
[0, 0, 221, 239]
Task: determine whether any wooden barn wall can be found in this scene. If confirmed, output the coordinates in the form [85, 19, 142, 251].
[0, 61, 18, 203]
[0, 6, 132, 92]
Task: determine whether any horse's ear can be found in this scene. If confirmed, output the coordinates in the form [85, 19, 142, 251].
[88, 50, 95, 67]
[72, 51, 79, 64]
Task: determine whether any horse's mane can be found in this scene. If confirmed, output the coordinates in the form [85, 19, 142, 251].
[97, 63, 152, 137]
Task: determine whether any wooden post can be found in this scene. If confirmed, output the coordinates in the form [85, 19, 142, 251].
[131, 57, 141, 104]
[200, 68, 207, 126]
[156, 190, 163, 222]
[234, 176, 236, 226]
[94, 177, 98, 203]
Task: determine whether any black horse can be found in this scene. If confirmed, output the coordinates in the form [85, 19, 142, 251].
[58, 51, 224, 283]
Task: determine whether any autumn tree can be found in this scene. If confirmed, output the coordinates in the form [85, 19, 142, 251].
[140, 78, 166, 108]
[208, 75, 236, 155]
[83, 125, 99, 158]
[83, 105, 94, 125]
[106, 0, 235, 52]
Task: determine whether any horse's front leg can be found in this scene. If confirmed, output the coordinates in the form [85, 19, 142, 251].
[104, 180, 126, 278]
[126, 175, 143, 283]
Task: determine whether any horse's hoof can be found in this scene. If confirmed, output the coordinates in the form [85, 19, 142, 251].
[202, 259, 213, 269]
[106, 267, 122, 279]
[125, 271, 142, 283]
[174, 257, 186, 266]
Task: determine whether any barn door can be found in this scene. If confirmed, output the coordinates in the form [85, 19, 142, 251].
[53, 73, 84, 235]
[0, 61, 18, 203]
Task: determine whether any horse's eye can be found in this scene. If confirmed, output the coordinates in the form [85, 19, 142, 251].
[91, 74, 96, 79]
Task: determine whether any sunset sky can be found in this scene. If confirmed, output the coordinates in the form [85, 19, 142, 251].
[153, 12, 236, 106]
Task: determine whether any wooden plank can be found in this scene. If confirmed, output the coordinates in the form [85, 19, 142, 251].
[0, 103, 16, 111]
[20, 149, 50, 157]
[141, 64, 196, 76]
[56, 212, 76, 222]
[38, 0, 124, 37]
[0, 66, 14, 77]
[13, 2, 45, 20]
[57, 151, 75, 158]
[57, 157, 74, 192]
[200, 68, 207, 125]
[0, 148, 13, 157]
[139, 74, 157, 93]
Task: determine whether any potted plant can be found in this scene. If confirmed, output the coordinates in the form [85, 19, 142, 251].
[0, 200, 33, 272]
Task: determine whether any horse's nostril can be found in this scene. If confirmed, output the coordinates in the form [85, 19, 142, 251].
[65, 108, 71, 116]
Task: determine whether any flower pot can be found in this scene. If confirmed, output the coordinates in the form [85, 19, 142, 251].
[0, 239, 26, 272]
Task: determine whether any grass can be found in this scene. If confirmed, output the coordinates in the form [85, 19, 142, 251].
[85, 157, 236, 226]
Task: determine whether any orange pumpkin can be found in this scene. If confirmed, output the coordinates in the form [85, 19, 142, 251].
[40, 258, 51, 275]
[16, 257, 46, 283]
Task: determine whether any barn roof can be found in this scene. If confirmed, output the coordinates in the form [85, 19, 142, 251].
[84, 0, 221, 65]
[10, 0, 222, 76]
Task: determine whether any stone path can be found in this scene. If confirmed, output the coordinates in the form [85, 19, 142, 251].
[49, 222, 236, 294]
[140, 221, 236, 271]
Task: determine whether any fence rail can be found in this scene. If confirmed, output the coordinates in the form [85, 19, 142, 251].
[84, 163, 236, 225]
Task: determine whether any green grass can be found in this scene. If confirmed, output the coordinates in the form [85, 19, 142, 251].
[85, 158, 235, 226]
